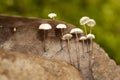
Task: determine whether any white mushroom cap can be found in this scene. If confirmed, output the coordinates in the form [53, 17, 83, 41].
[87, 19, 96, 27]
[70, 28, 83, 34]
[62, 34, 72, 40]
[56, 24, 67, 29]
[79, 36, 87, 40]
[39, 23, 52, 30]
[13, 27, 17, 32]
[87, 33, 95, 39]
[48, 13, 57, 18]
[80, 16, 90, 25]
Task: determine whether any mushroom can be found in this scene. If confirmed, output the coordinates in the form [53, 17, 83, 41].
[48, 13, 57, 20]
[79, 36, 87, 55]
[80, 16, 90, 35]
[13, 27, 17, 32]
[39, 23, 52, 52]
[87, 33, 95, 52]
[87, 33, 95, 39]
[56, 24, 67, 37]
[62, 34, 72, 64]
[87, 33, 95, 70]
[56, 24, 67, 50]
[70, 28, 83, 41]
[87, 19, 96, 34]
[70, 28, 83, 70]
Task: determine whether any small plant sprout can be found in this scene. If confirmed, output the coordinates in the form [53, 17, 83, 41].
[48, 13, 57, 20]
[87, 19, 96, 34]
[56, 24, 67, 50]
[70, 28, 83, 70]
[39, 23, 52, 52]
[62, 34, 72, 64]
[13, 27, 17, 32]
[79, 36, 87, 55]
[80, 16, 90, 35]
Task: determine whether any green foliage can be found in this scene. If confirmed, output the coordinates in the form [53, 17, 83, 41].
[0, 0, 120, 64]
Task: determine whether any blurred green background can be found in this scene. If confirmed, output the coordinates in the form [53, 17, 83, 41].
[0, 0, 120, 64]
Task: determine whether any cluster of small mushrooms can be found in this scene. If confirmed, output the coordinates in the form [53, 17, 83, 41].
[39, 13, 96, 70]
[8, 12, 96, 71]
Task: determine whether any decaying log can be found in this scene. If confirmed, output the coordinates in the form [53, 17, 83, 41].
[0, 15, 120, 80]
[0, 49, 83, 80]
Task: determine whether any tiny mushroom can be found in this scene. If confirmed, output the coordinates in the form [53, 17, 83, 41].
[62, 33, 72, 63]
[48, 13, 57, 20]
[39, 23, 52, 30]
[86, 33, 95, 48]
[80, 36, 87, 55]
[56, 24, 67, 36]
[56, 24, 67, 50]
[80, 16, 90, 35]
[62, 33, 72, 41]
[39, 23, 52, 52]
[70, 28, 83, 41]
[80, 36, 87, 40]
[86, 33, 95, 39]
[13, 27, 17, 32]
[86, 33, 95, 50]
[87, 19, 96, 33]
[56, 24, 67, 29]
[86, 33, 95, 71]
[80, 16, 90, 25]
[70, 28, 83, 70]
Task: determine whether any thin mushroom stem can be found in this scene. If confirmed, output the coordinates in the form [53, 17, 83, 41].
[90, 27, 93, 34]
[43, 30, 46, 52]
[60, 28, 63, 50]
[88, 38, 95, 80]
[89, 38, 92, 68]
[52, 16, 56, 20]
[75, 33, 79, 41]
[87, 39, 91, 78]
[52, 17, 54, 20]
[61, 28, 64, 37]
[90, 38, 94, 66]
[90, 38, 93, 54]
[82, 40, 85, 55]
[67, 39, 72, 64]
[75, 33, 80, 70]
[88, 39, 91, 79]
[84, 24, 87, 35]
[84, 24, 89, 57]
[91, 38, 95, 70]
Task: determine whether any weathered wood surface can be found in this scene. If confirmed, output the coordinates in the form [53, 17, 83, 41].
[0, 15, 120, 80]
[0, 49, 83, 80]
